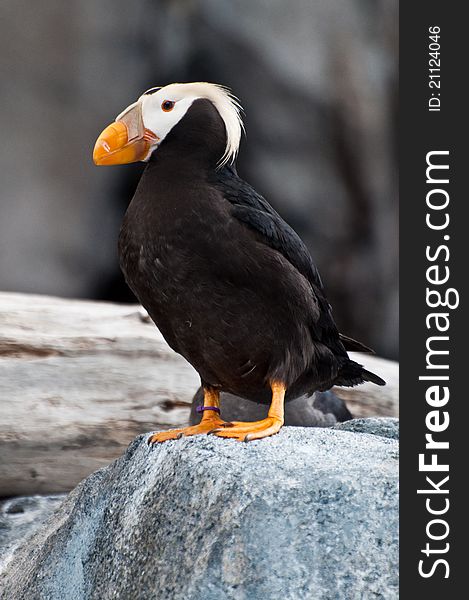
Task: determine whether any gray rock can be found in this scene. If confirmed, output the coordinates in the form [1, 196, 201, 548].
[0, 495, 66, 572]
[1, 426, 398, 599]
[335, 417, 399, 440]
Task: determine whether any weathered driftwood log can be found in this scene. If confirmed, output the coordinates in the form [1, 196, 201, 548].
[0, 292, 199, 497]
[0, 292, 398, 496]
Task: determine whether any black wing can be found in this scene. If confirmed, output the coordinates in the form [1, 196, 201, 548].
[213, 165, 345, 353]
[213, 165, 323, 287]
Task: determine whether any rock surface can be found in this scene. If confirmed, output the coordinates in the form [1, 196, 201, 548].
[0, 494, 66, 572]
[0, 424, 399, 599]
[335, 417, 399, 440]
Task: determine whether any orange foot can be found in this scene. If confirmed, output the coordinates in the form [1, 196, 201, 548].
[209, 381, 286, 442]
[148, 416, 232, 444]
[209, 416, 283, 442]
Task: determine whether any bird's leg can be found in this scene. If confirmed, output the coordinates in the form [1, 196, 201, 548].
[209, 381, 285, 442]
[148, 388, 230, 444]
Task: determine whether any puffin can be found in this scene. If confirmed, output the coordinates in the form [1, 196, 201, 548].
[93, 82, 385, 443]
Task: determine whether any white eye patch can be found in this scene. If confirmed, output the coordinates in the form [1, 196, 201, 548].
[140, 94, 195, 144]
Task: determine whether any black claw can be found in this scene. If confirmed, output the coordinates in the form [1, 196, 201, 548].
[244, 434, 252, 442]
[176, 432, 184, 439]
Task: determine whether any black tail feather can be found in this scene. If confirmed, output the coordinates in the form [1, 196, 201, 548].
[335, 359, 386, 388]
[339, 333, 375, 354]
[361, 368, 386, 386]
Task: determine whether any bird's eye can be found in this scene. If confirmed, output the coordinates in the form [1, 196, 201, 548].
[161, 100, 175, 112]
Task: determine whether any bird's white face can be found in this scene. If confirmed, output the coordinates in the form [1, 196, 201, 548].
[93, 82, 243, 167]
[140, 88, 199, 148]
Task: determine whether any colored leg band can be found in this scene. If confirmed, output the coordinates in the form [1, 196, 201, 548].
[196, 406, 221, 414]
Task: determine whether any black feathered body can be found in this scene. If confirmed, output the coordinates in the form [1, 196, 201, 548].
[118, 100, 383, 404]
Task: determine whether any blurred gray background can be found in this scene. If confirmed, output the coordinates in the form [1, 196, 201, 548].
[0, 0, 398, 358]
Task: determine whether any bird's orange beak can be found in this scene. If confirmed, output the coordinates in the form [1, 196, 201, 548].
[93, 103, 159, 166]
